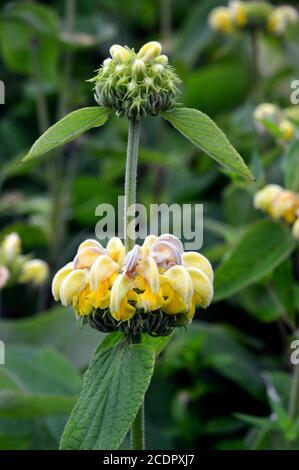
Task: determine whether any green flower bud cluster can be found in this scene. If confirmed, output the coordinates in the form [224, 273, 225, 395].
[90, 42, 181, 120]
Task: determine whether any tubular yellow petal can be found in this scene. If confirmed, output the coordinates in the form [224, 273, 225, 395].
[163, 265, 193, 305]
[106, 237, 126, 267]
[136, 256, 160, 294]
[51, 262, 74, 301]
[109, 274, 133, 315]
[182, 252, 214, 282]
[137, 41, 162, 62]
[74, 247, 103, 269]
[60, 269, 87, 306]
[89, 254, 119, 291]
[187, 267, 213, 308]
[77, 239, 105, 253]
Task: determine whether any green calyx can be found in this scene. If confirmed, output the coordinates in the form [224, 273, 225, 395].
[245, 1, 274, 30]
[80, 308, 190, 337]
[90, 42, 181, 120]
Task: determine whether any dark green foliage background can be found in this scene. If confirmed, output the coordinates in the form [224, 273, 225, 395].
[1, 0, 299, 450]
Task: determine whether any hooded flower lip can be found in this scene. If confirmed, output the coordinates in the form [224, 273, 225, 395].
[150, 234, 184, 269]
[52, 234, 214, 331]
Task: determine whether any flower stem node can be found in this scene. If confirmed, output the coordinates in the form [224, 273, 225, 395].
[52, 234, 214, 336]
[91, 41, 180, 119]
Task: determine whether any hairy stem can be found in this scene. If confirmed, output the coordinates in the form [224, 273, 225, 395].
[125, 119, 144, 448]
[124, 119, 141, 252]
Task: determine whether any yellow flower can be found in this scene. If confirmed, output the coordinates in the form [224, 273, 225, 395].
[268, 6, 298, 35]
[271, 190, 299, 224]
[229, 1, 247, 27]
[254, 184, 283, 212]
[208, 7, 234, 33]
[52, 237, 125, 316]
[1, 232, 21, 262]
[52, 235, 214, 328]
[19, 259, 49, 285]
[279, 120, 294, 141]
[292, 218, 299, 240]
[137, 41, 162, 62]
[109, 245, 160, 321]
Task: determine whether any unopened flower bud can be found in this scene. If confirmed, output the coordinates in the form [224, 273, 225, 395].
[132, 59, 146, 74]
[155, 54, 168, 65]
[109, 44, 130, 62]
[103, 58, 112, 67]
[1, 232, 21, 262]
[152, 64, 164, 75]
[137, 41, 162, 62]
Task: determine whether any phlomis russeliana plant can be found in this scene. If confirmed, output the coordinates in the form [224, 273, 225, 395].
[21, 41, 252, 450]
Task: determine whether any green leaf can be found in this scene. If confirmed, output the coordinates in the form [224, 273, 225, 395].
[20, 107, 110, 163]
[214, 220, 296, 301]
[0, 307, 102, 368]
[0, 391, 77, 419]
[162, 107, 253, 180]
[0, 345, 81, 419]
[60, 343, 155, 450]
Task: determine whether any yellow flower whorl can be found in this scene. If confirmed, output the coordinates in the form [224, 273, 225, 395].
[52, 235, 214, 335]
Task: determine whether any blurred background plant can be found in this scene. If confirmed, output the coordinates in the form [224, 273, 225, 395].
[1, 0, 299, 450]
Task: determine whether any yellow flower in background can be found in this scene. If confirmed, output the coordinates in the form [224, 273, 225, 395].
[19, 259, 49, 285]
[254, 184, 283, 212]
[0, 232, 49, 289]
[292, 218, 299, 240]
[52, 234, 214, 333]
[229, 1, 247, 27]
[208, 7, 234, 33]
[279, 120, 294, 141]
[254, 185, 299, 225]
[268, 6, 298, 35]
[1, 232, 21, 262]
[271, 190, 299, 224]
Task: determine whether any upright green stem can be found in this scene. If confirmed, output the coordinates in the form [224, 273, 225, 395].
[250, 30, 259, 89]
[289, 362, 299, 421]
[124, 118, 141, 252]
[124, 119, 144, 449]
